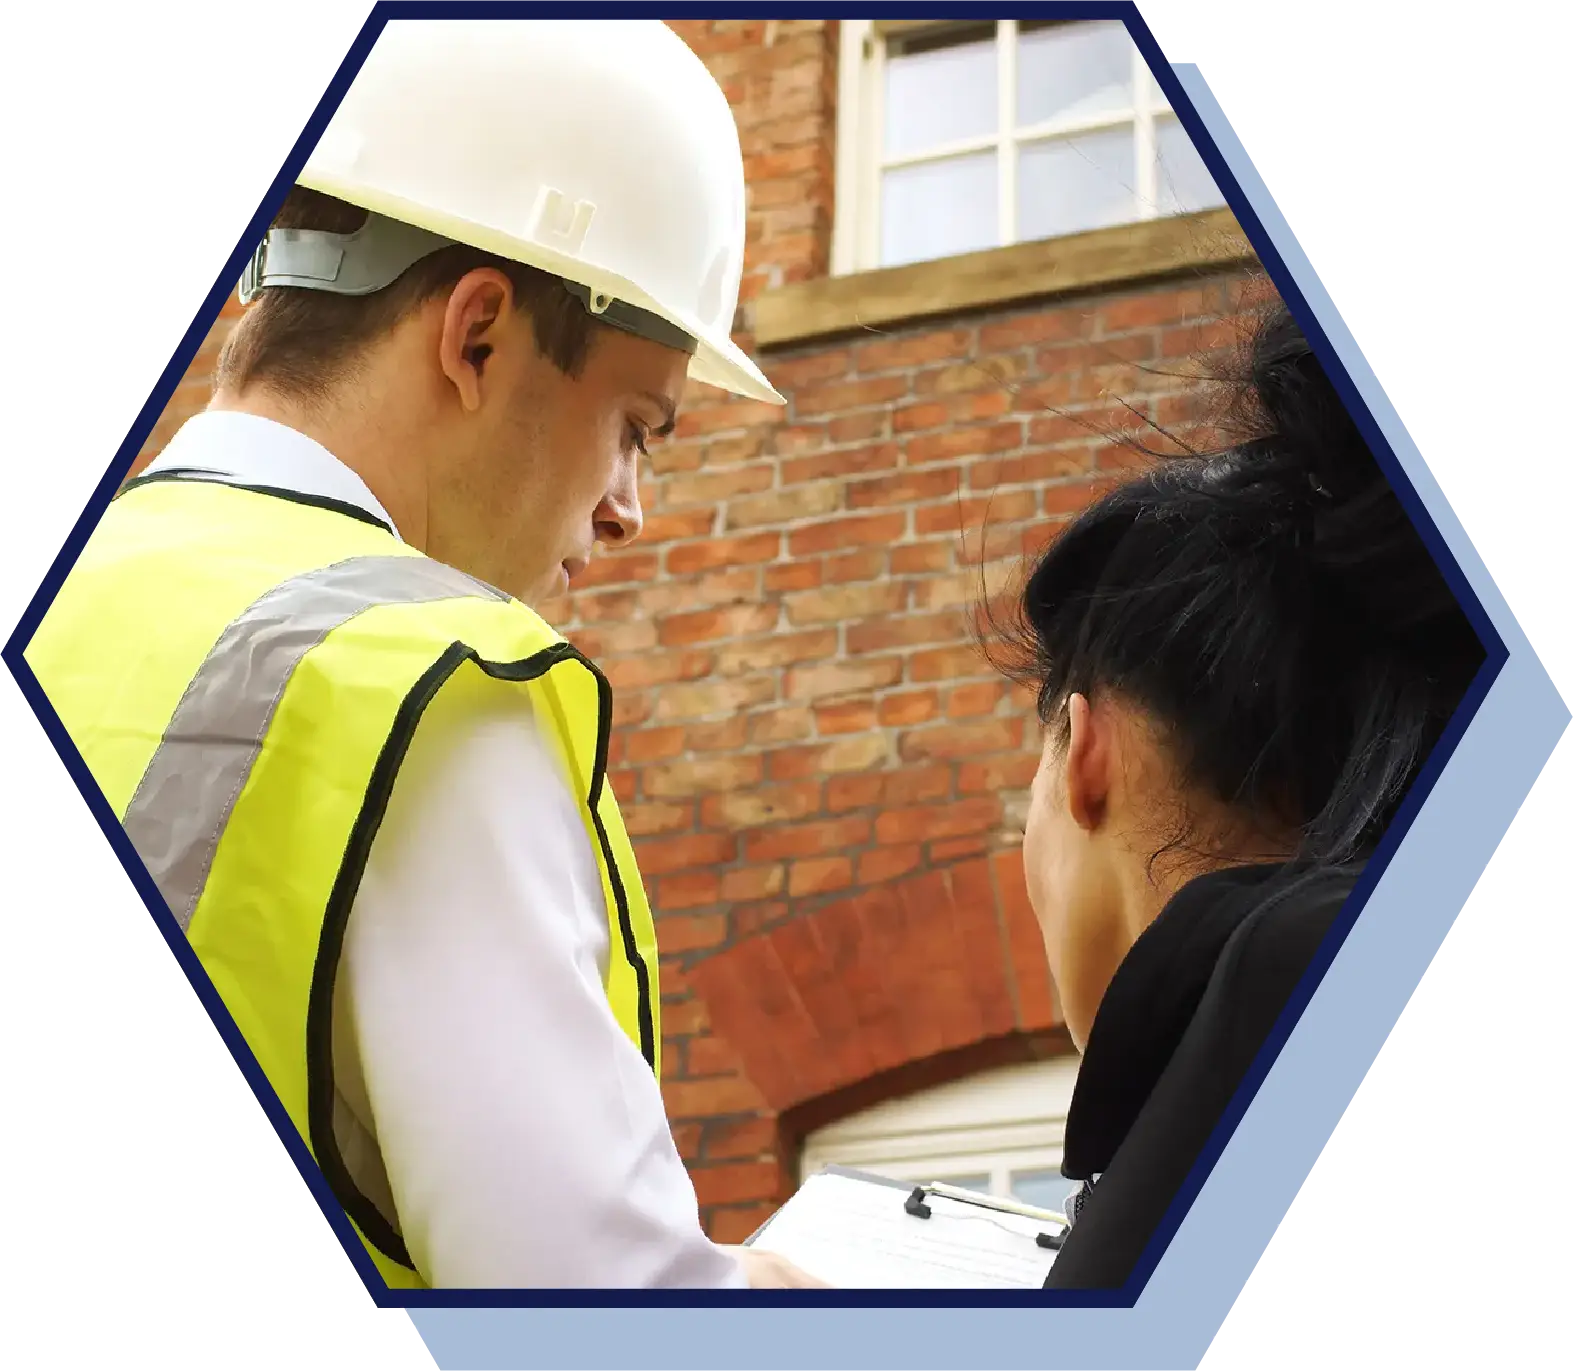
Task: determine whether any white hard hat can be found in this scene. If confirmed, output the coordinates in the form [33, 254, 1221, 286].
[241, 19, 782, 406]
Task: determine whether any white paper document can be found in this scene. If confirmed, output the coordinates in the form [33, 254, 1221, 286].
[746, 1167, 1064, 1289]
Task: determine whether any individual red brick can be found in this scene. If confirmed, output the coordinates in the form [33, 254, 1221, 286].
[609, 769, 637, 804]
[621, 800, 694, 837]
[784, 582, 904, 626]
[824, 548, 888, 585]
[721, 864, 787, 902]
[846, 468, 961, 510]
[571, 551, 661, 589]
[726, 483, 842, 530]
[659, 876, 725, 915]
[891, 541, 953, 575]
[914, 490, 1038, 536]
[625, 726, 687, 764]
[639, 509, 718, 545]
[663, 1075, 767, 1121]
[780, 442, 899, 487]
[827, 410, 888, 444]
[880, 765, 953, 806]
[900, 718, 1024, 761]
[968, 448, 1094, 490]
[792, 373, 910, 417]
[827, 773, 884, 812]
[815, 699, 876, 735]
[1042, 476, 1125, 515]
[765, 346, 855, 389]
[716, 628, 838, 676]
[948, 682, 1007, 717]
[687, 715, 750, 752]
[846, 611, 963, 655]
[662, 465, 776, 509]
[787, 511, 907, 557]
[687, 1033, 746, 1079]
[659, 603, 779, 648]
[702, 782, 822, 829]
[643, 754, 765, 798]
[701, 431, 773, 468]
[858, 844, 923, 885]
[602, 650, 714, 693]
[978, 310, 1093, 351]
[635, 567, 762, 616]
[764, 560, 822, 593]
[877, 690, 940, 727]
[666, 531, 781, 575]
[785, 656, 904, 701]
[746, 816, 872, 862]
[855, 328, 973, 373]
[914, 355, 1028, 397]
[749, 706, 815, 745]
[789, 856, 854, 897]
[904, 422, 1024, 466]
[874, 796, 1003, 845]
[891, 400, 954, 435]
[654, 676, 777, 722]
[672, 397, 781, 439]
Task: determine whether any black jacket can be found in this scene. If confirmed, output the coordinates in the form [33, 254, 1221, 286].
[1043, 861, 1363, 1290]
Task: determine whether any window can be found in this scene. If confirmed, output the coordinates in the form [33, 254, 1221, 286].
[834, 19, 1227, 274]
[798, 1056, 1083, 1216]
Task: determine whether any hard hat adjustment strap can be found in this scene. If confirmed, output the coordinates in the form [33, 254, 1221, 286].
[237, 215, 457, 305]
[236, 211, 699, 359]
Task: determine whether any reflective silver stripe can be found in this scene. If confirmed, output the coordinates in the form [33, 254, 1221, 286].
[123, 555, 507, 932]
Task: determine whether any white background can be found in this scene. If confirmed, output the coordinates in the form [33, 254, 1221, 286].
[1, 3, 1566, 1367]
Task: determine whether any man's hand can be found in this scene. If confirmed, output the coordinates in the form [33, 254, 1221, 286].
[720, 1244, 831, 1288]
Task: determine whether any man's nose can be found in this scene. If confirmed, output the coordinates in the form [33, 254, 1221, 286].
[594, 482, 644, 548]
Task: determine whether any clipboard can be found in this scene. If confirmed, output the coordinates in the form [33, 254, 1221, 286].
[743, 1165, 1069, 1288]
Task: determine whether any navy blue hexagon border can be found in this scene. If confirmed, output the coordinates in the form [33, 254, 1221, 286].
[2, 3, 1565, 1368]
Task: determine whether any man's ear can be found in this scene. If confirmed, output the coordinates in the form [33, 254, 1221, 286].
[1064, 692, 1111, 834]
[436, 268, 513, 412]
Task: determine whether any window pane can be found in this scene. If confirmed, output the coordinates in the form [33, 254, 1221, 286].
[884, 26, 998, 159]
[1154, 116, 1227, 215]
[1010, 1168, 1079, 1214]
[881, 152, 998, 267]
[1017, 129, 1136, 241]
[1017, 21, 1133, 129]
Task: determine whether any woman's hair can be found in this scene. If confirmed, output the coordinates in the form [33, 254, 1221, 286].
[990, 297, 1484, 867]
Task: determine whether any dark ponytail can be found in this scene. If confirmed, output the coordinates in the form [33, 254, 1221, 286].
[991, 299, 1483, 867]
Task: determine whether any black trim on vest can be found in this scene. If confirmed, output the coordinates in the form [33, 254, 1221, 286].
[304, 639, 658, 1278]
[119, 468, 398, 537]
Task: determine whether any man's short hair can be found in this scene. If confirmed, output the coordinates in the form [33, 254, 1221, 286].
[216, 187, 603, 401]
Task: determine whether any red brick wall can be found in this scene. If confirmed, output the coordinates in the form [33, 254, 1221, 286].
[130, 19, 1258, 1244]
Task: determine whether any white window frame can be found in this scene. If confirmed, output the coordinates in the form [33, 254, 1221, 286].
[798, 1056, 1082, 1201]
[833, 18, 1182, 276]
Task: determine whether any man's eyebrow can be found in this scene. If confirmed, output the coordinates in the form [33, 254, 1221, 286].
[639, 391, 678, 438]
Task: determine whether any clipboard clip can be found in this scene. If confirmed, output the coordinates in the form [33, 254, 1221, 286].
[902, 1182, 1070, 1250]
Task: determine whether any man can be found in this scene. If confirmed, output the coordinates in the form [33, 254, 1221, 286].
[27, 19, 821, 1289]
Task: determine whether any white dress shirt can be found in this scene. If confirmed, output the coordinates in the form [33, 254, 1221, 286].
[144, 412, 745, 1288]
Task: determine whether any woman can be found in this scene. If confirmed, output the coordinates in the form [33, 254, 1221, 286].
[994, 299, 1483, 1289]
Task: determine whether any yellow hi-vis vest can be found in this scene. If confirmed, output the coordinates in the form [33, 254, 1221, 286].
[25, 475, 662, 1290]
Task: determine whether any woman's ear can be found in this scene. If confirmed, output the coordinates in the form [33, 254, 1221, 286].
[1064, 692, 1111, 833]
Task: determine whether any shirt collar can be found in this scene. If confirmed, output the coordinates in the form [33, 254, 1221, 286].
[143, 410, 401, 540]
